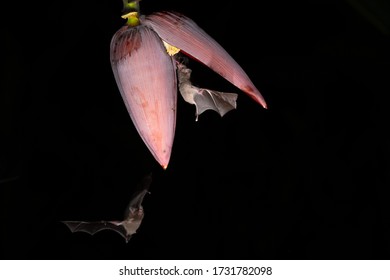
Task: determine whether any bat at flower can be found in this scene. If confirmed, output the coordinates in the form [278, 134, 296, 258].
[111, 0, 267, 169]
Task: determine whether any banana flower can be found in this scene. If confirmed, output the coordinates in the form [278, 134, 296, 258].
[110, 0, 267, 169]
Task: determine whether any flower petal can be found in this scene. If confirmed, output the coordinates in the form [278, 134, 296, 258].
[110, 25, 177, 169]
[142, 11, 267, 109]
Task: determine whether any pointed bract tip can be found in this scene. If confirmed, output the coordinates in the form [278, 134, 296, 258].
[251, 96, 267, 109]
[152, 149, 171, 170]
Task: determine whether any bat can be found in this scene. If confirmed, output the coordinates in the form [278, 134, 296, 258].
[110, 1, 267, 169]
[62, 173, 152, 243]
[176, 60, 238, 121]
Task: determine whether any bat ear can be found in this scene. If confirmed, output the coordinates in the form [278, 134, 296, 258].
[143, 11, 267, 109]
[110, 25, 177, 169]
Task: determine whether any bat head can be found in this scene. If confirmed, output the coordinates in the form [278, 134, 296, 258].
[176, 62, 192, 82]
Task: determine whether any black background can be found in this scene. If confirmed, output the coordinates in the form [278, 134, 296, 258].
[1, 0, 390, 259]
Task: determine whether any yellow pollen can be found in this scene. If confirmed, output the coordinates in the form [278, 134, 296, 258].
[163, 41, 180, 56]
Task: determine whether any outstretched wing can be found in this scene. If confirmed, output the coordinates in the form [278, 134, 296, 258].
[62, 221, 131, 242]
[193, 89, 237, 120]
[62, 173, 152, 243]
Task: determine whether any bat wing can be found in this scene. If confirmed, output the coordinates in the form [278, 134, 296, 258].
[194, 89, 237, 120]
[61, 221, 132, 243]
[176, 60, 237, 121]
[62, 173, 152, 243]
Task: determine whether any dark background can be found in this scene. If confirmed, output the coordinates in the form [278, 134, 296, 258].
[1, 0, 390, 259]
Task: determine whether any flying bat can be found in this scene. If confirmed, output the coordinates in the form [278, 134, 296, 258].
[62, 173, 152, 243]
[176, 60, 238, 121]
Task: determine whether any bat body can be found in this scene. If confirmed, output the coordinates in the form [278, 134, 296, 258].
[176, 60, 237, 121]
[62, 174, 152, 243]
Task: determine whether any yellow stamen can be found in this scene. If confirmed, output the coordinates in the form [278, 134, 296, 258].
[163, 41, 181, 56]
